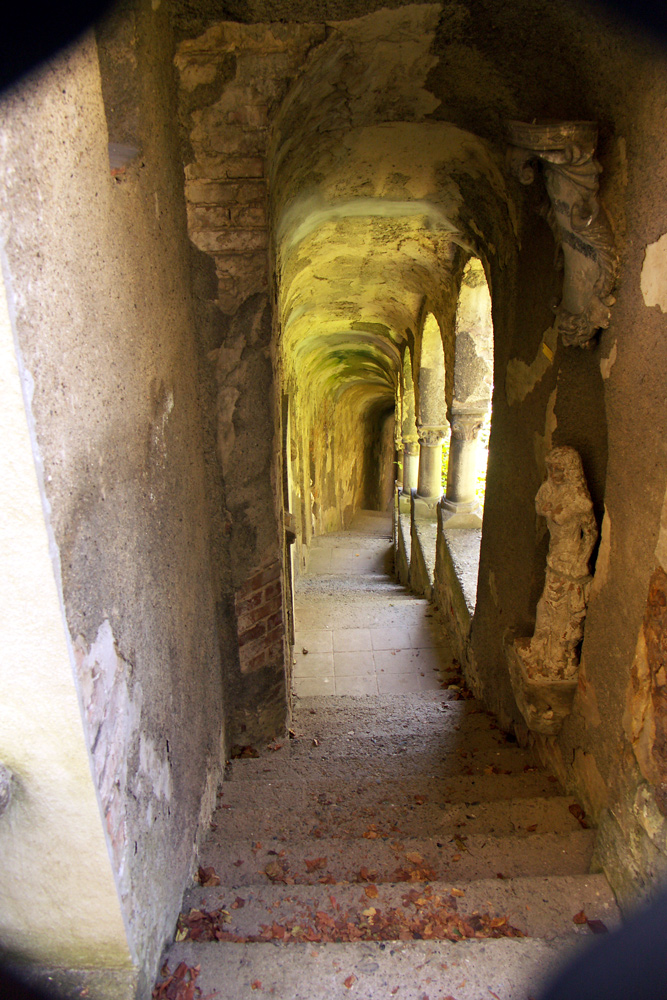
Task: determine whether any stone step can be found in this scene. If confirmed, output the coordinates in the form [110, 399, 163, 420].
[181, 874, 620, 942]
[161, 938, 579, 1000]
[225, 744, 536, 782]
[199, 830, 596, 886]
[208, 795, 585, 841]
[291, 695, 498, 737]
[216, 773, 564, 812]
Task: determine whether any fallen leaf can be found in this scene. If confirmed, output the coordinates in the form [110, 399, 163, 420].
[305, 857, 328, 872]
[230, 744, 259, 759]
[525, 824, 537, 833]
[197, 866, 220, 887]
[414, 795, 428, 805]
[573, 909, 587, 924]
[343, 975, 356, 989]
[364, 885, 379, 899]
[405, 851, 423, 864]
[251, 982, 262, 991]
[232, 897, 245, 909]
[362, 907, 377, 917]
[451, 888, 465, 898]
[302, 648, 309, 655]
[451, 854, 462, 862]
[268, 743, 283, 752]
[312, 738, 320, 747]
[569, 803, 589, 829]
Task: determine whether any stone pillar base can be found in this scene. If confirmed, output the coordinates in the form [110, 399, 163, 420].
[412, 495, 439, 520]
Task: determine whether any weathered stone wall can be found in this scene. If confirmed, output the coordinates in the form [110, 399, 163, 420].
[436, 1, 667, 908]
[0, 6, 227, 990]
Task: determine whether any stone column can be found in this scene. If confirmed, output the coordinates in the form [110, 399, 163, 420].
[442, 411, 486, 513]
[402, 439, 420, 494]
[416, 426, 447, 500]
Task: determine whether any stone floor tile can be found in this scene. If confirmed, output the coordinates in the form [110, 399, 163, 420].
[373, 648, 420, 674]
[335, 674, 379, 696]
[293, 652, 335, 678]
[333, 651, 376, 677]
[293, 675, 335, 697]
[294, 630, 334, 654]
[332, 628, 372, 652]
[370, 627, 412, 650]
[377, 671, 435, 694]
[409, 624, 447, 647]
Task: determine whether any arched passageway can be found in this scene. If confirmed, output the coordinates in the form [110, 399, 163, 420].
[3, 0, 667, 994]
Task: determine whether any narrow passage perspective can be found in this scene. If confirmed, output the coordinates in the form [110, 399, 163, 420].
[158, 512, 620, 998]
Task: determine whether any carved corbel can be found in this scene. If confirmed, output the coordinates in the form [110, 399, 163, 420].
[508, 120, 618, 349]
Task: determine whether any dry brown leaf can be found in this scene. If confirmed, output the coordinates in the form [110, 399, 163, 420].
[451, 888, 465, 897]
[305, 856, 327, 872]
[364, 884, 379, 899]
[343, 975, 356, 989]
[405, 851, 423, 864]
[197, 866, 220, 888]
[251, 982, 262, 991]
[573, 909, 587, 924]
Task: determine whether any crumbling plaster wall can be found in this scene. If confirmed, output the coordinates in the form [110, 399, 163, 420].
[0, 6, 227, 990]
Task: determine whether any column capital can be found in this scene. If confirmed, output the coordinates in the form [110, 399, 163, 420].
[449, 411, 485, 442]
[507, 119, 618, 349]
[417, 425, 447, 447]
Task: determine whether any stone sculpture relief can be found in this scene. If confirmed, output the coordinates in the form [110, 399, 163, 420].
[508, 120, 618, 349]
[507, 446, 598, 735]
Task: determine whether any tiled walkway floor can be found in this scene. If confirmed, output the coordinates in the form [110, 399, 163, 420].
[293, 510, 451, 697]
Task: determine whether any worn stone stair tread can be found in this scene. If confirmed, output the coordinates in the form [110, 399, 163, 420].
[181, 874, 620, 940]
[226, 745, 535, 782]
[201, 830, 595, 885]
[290, 697, 505, 735]
[206, 795, 585, 840]
[240, 729, 522, 762]
[217, 773, 564, 809]
[165, 938, 580, 1000]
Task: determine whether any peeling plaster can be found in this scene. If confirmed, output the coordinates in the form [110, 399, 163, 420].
[505, 325, 557, 406]
[533, 386, 558, 476]
[600, 340, 617, 380]
[641, 233, 667, 312]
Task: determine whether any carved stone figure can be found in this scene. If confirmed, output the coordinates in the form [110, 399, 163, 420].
[507, 446, 598, 734]
[507, 120, 618, 349]
[527, 446, 598, 677]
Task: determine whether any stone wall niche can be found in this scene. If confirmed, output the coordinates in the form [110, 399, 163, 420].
[508, 120, 618, 349]
[507, 446, 598, 734]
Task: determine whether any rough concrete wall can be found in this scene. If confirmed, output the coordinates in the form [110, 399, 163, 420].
[0, 253, 133, 988]
[0, 11, 226, 990]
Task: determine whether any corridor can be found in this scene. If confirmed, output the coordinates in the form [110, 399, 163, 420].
[158, 512, 620, 999]
[293, 510, 449, 698]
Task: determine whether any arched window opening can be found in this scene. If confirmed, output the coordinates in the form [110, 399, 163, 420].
[442, 259, 493, 516]
[416, 313, 448, 503]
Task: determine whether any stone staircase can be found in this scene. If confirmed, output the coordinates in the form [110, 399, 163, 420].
[158, 692, 619, 999]
[156, 514, 619, 998]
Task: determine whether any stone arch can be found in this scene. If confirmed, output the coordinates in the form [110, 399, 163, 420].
[415, 312, 448, 501]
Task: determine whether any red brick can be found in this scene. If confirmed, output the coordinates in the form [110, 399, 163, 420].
[266, 608, 283, 632]
[235, 588, 264, 615]
[238, 620, 266, 646]
[236, 593, 282, 634]
[247, 561, 280, 591]
[263, 580, 281, 601]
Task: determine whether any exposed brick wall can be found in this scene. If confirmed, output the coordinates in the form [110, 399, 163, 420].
[235, 557, 284, 674]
